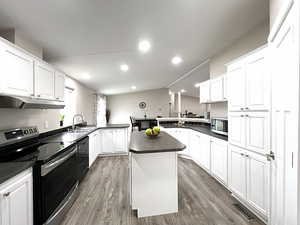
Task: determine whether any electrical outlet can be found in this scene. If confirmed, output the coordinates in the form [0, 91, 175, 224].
[44, 120, 49, 129]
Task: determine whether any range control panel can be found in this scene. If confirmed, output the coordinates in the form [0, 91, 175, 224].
[0, 127, 39, 147]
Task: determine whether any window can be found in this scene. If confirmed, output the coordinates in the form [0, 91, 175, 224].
[60, 87, 76, 125]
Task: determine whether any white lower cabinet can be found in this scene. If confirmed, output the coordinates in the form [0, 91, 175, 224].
[0, 169, 33, 225]
[165, 128, 190, 157]
[198, 133, 211, 171]
[89, 130, 101, 167]
[228, 144, 269, 219]
[100, 128, 128, 154]
[210, 138, 228, 185]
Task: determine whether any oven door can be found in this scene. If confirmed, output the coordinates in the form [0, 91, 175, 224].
[40, 145, 78, 223]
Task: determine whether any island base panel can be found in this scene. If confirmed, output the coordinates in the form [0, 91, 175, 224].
[130, 152, 178, 218]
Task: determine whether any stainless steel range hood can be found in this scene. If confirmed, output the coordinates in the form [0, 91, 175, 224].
[0, 95, 65, 109]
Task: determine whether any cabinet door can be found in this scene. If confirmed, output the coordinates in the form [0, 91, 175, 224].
[245, 112, 270, 155]
[189, 131, 201, 164]
[177, 129, 189, 156]
[223, 74, 228, 100]
[0, 44, 34, 97]
[227, 61, 246, 111]
[228, 144, 247, 199]
[0, 171, 33, 225]
[113, 129, 127, 153]
[246, 151, 269, 216]
[210, 76, 224, 102]
[199, 81, 210, 103]
[210, 138, 228, 185]
[34, 61, 55, 100]
[101, 130, 114, 153]
[228, 112, 246, 148]
[199, 133, 211, 171]
[245, 48, 270, 111]
[54, 71, 65, 101]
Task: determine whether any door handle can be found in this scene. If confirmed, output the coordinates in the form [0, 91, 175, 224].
[266, 151, 275, 161]
[3, 192, 10, 197]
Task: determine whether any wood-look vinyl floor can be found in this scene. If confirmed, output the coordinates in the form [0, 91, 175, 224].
[61, 156, 265, 225]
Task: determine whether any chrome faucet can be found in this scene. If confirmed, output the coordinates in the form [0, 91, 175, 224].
[72, 113, 84, 130]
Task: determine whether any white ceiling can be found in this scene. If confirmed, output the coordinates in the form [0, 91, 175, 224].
[0, 0, 269, 95]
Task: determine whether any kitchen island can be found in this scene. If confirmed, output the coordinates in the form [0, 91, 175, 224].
[129, 131, 185, 217]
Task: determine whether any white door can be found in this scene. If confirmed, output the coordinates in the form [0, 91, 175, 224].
[0, 44, 34, 97]
[223, 74, 228, 100]
[0, 171, 33, 225]
[210, 76, 224, 102]
[113, 129, 127, 153]
[177, 129, 190, 156]
[210, 138, 228, 185]
[199, 80, 210, 103]
[228, 144, 247, 199]
[228, 112, 246, 148]
[270, 4, 299, 225]
[199, 133, 211, 171]
[245, 48, 270, 111]
[246, 151, 269, 217]
[189, 132, 201, 164]
[227, 61, 246, 111]
[34, 61, 55, 100]
[54, 71, 65, 101]
[101, 130, 114, 154]
[245, 112, 270, 155]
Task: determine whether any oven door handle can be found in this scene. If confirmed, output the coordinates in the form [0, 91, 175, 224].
[41, 147, 77, 176]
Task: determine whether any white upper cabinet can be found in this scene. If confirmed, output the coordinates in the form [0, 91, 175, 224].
[34, 61, 55, 100]
[227, 60, 246, 111]
[210, 138, 228, 185]
[0, 169, 33, 225]
[228, 112, 246, 148]
[245, 49, 270, 111]
[227, 46, 269, 112]
[228, 144, 247, 199]
[223, 74, 228, 100]
[245, 112, 270, 155]
[54, 71, 65, 101]
[210, 76, 225, 102]
[199, 80, 210, 103]
[0, 42, 34, 97]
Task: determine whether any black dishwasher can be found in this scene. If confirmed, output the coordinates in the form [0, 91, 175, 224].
[77, 137, 89, 182]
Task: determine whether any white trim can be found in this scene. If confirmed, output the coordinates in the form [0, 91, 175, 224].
[268, 0, 294, 42]
[225, 44, 268, 67]
[167, 59, 210, 88]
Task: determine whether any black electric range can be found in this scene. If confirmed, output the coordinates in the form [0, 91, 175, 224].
[0, 127, 80, 225]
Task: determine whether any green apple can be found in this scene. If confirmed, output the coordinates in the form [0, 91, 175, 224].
[145, 128, 153, 136]
[153, 126, 160, 134]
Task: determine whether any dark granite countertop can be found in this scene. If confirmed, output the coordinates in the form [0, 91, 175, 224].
[41, 124, 130, 143]
[161, 124, 228, 141]
[0, 161, 34, 184]
[129, 131, 185, 154]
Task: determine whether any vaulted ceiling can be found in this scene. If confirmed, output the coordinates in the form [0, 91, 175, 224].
[0, 0, 269, 95]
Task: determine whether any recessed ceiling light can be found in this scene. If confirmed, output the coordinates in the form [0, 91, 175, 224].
[172, 56, 183, 65]
[194, 83, 201, 87]
[131, 86, 137, 90]
[138, 40, 151, 53]
[181, 89, 186, 93]
[120, 64, 129, 72]
[81, 73, 91, 80]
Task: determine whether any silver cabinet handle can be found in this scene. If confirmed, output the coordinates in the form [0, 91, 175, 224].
[3, 192, 10, 197]
[245, 115, 249, 117]
[266, 151, 275, 161]
[245, 107, 249, 110]
[240, 153, 244, 156]
[240, 108, 244, 111]
[245, 154, 249, 158]
[240, 115, 244, 117]
[37, 94, 41, 97]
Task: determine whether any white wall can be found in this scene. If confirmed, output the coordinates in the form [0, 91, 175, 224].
[0, 76, 96, 133]
[107, 88, 170, 124]
[181, 95, 206, 116]
[210, 22, 269, 78]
